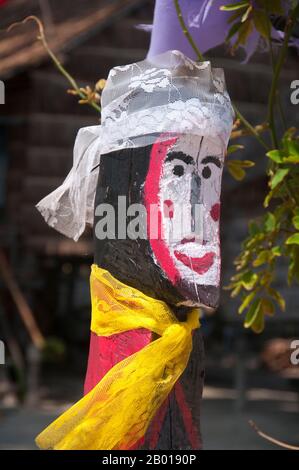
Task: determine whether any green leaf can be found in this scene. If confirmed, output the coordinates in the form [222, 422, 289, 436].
[220, 2, 249, 11]
[271, 246, 282, 257]
[264, 212, 276, 232]
[266, 150, 283, 163]
[292, 216, 299, 231]
[270, 168, 289, 189]
[241, 5, 252, 23]
[227, 144, 245, 155]
[282, 127, 297, 145]
[261, 298, 275, 317]
[227, 159, 255, 180]
[237, 18, 254, 45]
[249, 221, 260, 236]
[226, 21, 243, 41]
[238, 291, 256, 314]
[246, 232, 265, 249]
[283, 155, 299, 164]
[231, 272, 243, 282]
[268, 287, 286, 311]
[253, 9, 270, 38]
[287, 139, 299, 157]
[227, 9, 245, 24]
[241, 271, 258, 290]
[286, 233, 299, 245]
[231, 284, 242, 297]
[253, 250, 269, 267]
[264, 189, 274, 208]
[227, 161, 246, 181]
[251, 309, 265, 334]
[240, 160, 255, 167]
[273, 203, 288, 221]
[288, 247, 299, 284]
[244, 299, 262, 328]
[259, 271, 273, 287]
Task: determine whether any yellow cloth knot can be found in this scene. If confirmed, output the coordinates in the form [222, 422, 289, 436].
[164, 323, 183, 337]
[164, 310, 200, 338]
[36, 265, 201, 451]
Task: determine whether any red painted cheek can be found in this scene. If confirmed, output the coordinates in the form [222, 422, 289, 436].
[163, 199, 174, 219]
[210, 203, 220, 222]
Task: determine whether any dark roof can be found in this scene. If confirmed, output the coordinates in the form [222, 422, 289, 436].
[0, 0, 145, 79]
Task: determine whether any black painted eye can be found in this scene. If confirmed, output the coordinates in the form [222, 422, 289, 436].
[202, 166, 211, 179]
[173, 165, 185, 177]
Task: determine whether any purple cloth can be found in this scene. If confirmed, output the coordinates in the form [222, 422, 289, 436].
[147, 0, 232, 60]
[147, 0, 298, 62]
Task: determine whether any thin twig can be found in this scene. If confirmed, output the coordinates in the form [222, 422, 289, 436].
[7, 16, 101, 113]
[173, 0, 204, 61]
[0, 250, 45, 350]
[267, 17, 288, 133]
[230, 122, 268, 140]
[249, 420, 299, 451]
[234, 106, 269, 150]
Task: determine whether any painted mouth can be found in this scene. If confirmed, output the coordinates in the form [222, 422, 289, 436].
[180, 236, 196, 244]
[174, 250, 215, 275]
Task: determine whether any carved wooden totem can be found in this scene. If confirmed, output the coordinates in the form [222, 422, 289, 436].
[37, 51, 234, 450]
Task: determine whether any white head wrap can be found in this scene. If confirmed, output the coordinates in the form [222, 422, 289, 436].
[36, 50, 234, 241]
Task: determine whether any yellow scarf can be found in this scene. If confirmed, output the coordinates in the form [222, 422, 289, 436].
[36, 264, 200, 450]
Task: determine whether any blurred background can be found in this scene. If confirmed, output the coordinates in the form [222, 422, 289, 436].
[0, 0, 298, 450]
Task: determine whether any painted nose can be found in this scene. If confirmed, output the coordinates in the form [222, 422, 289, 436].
[191, 173, 201, 232]
[163, 199, 174, 218]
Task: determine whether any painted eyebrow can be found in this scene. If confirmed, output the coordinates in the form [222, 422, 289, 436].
[166, 151, 195, 165]
[201, 156, 221, 168]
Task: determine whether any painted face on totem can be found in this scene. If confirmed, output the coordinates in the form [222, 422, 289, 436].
[144, 134, 224, 308]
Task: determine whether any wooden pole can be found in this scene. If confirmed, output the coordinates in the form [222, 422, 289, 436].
[0, 249, 45, 349]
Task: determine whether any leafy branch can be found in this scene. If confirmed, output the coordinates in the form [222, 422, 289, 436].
[226, 129, 299, 332]
[174, 0, 299, 332]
